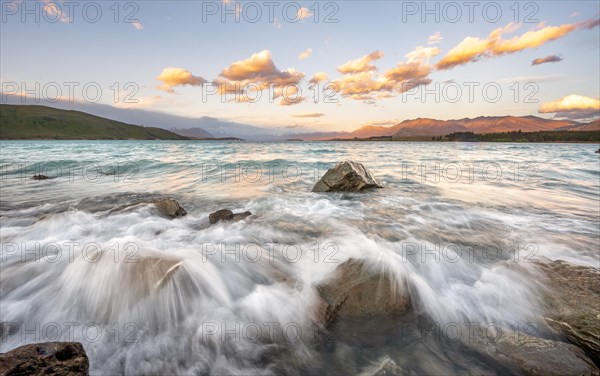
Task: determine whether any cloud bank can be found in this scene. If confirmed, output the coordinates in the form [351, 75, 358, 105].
[436, 18, 599, 70]
[539, 94, 600, 120]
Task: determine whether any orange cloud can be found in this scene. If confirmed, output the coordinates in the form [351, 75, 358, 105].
[216, 50, 305, 105]
[299, 48, 312, 61]
[309, 72, 328, 84]
[219, 50, 303, 84]
[539, 95, 600, 113]
[405, 46, 441, 63]
[156, 67, 207, 93]
[337, 51, 384, 74]
[539, 95, 600, 120]
[384, 62, 431, 83]
[436, 18, 599, 70]
[297, 7, 311, 20]
[333, 46, 434, 100]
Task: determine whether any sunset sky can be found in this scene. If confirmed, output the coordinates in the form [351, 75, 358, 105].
[1, 0, 599, 131]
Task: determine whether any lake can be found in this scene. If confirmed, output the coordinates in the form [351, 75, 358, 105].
[1, 141, 599, 375]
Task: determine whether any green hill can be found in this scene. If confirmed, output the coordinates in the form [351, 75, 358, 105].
[0, 105, 188, 140]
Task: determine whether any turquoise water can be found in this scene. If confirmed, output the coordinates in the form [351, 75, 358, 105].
[1, 141, 599, 375]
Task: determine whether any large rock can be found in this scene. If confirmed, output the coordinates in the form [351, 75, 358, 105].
[469, 328, 598, 376]
[0, 342, 89, 376]
[312, 161, 383, 192]
[316, 258, 410, 327]
[537, 260, 600, 365]
[208, 209, 251, 224]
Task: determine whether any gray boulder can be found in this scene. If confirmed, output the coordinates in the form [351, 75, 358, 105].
[208, 209, 251, 225]
[469, 329, 598, 376]
[0, 342, 89, 376]
[153, 198, 187, 218]
[537, 260, 600, 365]
[312, 161, 383, 192]
[316, 258, 410, 327]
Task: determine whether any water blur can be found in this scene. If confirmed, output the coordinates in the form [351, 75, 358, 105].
[1, 140, 599, 375]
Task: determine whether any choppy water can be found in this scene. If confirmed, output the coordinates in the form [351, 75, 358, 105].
[1, 140, 599, 375]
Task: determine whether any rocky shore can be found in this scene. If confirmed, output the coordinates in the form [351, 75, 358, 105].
[3, 161, 598, 375]
[0, 342, 89, 376]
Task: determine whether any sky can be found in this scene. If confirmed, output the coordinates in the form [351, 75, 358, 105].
[1, 0, 599, 132]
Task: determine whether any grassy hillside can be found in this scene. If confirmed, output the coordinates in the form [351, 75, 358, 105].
[0, 105, 188, 140]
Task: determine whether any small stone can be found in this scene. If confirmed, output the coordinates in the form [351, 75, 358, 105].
[209, 209, 234, 224]
[153, 198, 187, 218]
[32, 174, 51, 180]
[209, 209, 251, 224]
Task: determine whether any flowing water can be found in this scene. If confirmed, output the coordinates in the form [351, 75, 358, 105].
[1, 141, 599, 375]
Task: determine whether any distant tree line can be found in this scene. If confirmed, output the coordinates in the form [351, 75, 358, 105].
[444, 130, 600, 142]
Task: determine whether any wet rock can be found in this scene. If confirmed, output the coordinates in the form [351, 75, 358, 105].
[209, 209, 234, 223]
[31, 174, 51, 180]
[537, 260, 600, 365]
[316, 258, 410, 327]
[154, 198, 187, 218]
[470, 329, 598, 376]
[109, 198, 187, 219]
[0, 342, 89, 376]
[595, 148, 599, 153]
[312, 161, 383, 192]
[209, 209, 251, 224]
[64, 254, 184, 324]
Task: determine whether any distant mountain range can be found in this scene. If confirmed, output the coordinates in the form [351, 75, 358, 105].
[1, 100, 598, 141]
[285, 116, 599, 141]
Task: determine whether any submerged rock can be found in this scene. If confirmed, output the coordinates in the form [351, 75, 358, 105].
[208, 209, 251, 224]
[0, 342, 89, 376]
[470, 328, 598, 376]
[31, 174, 51, 180]
[316, 258, 410, 327]
[312, 161, 383, 192]
[537, 260, 600, 365]
[358, 356, 403, 376]
[63, 254, 184, 324]
[109, 198, 187, 219]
